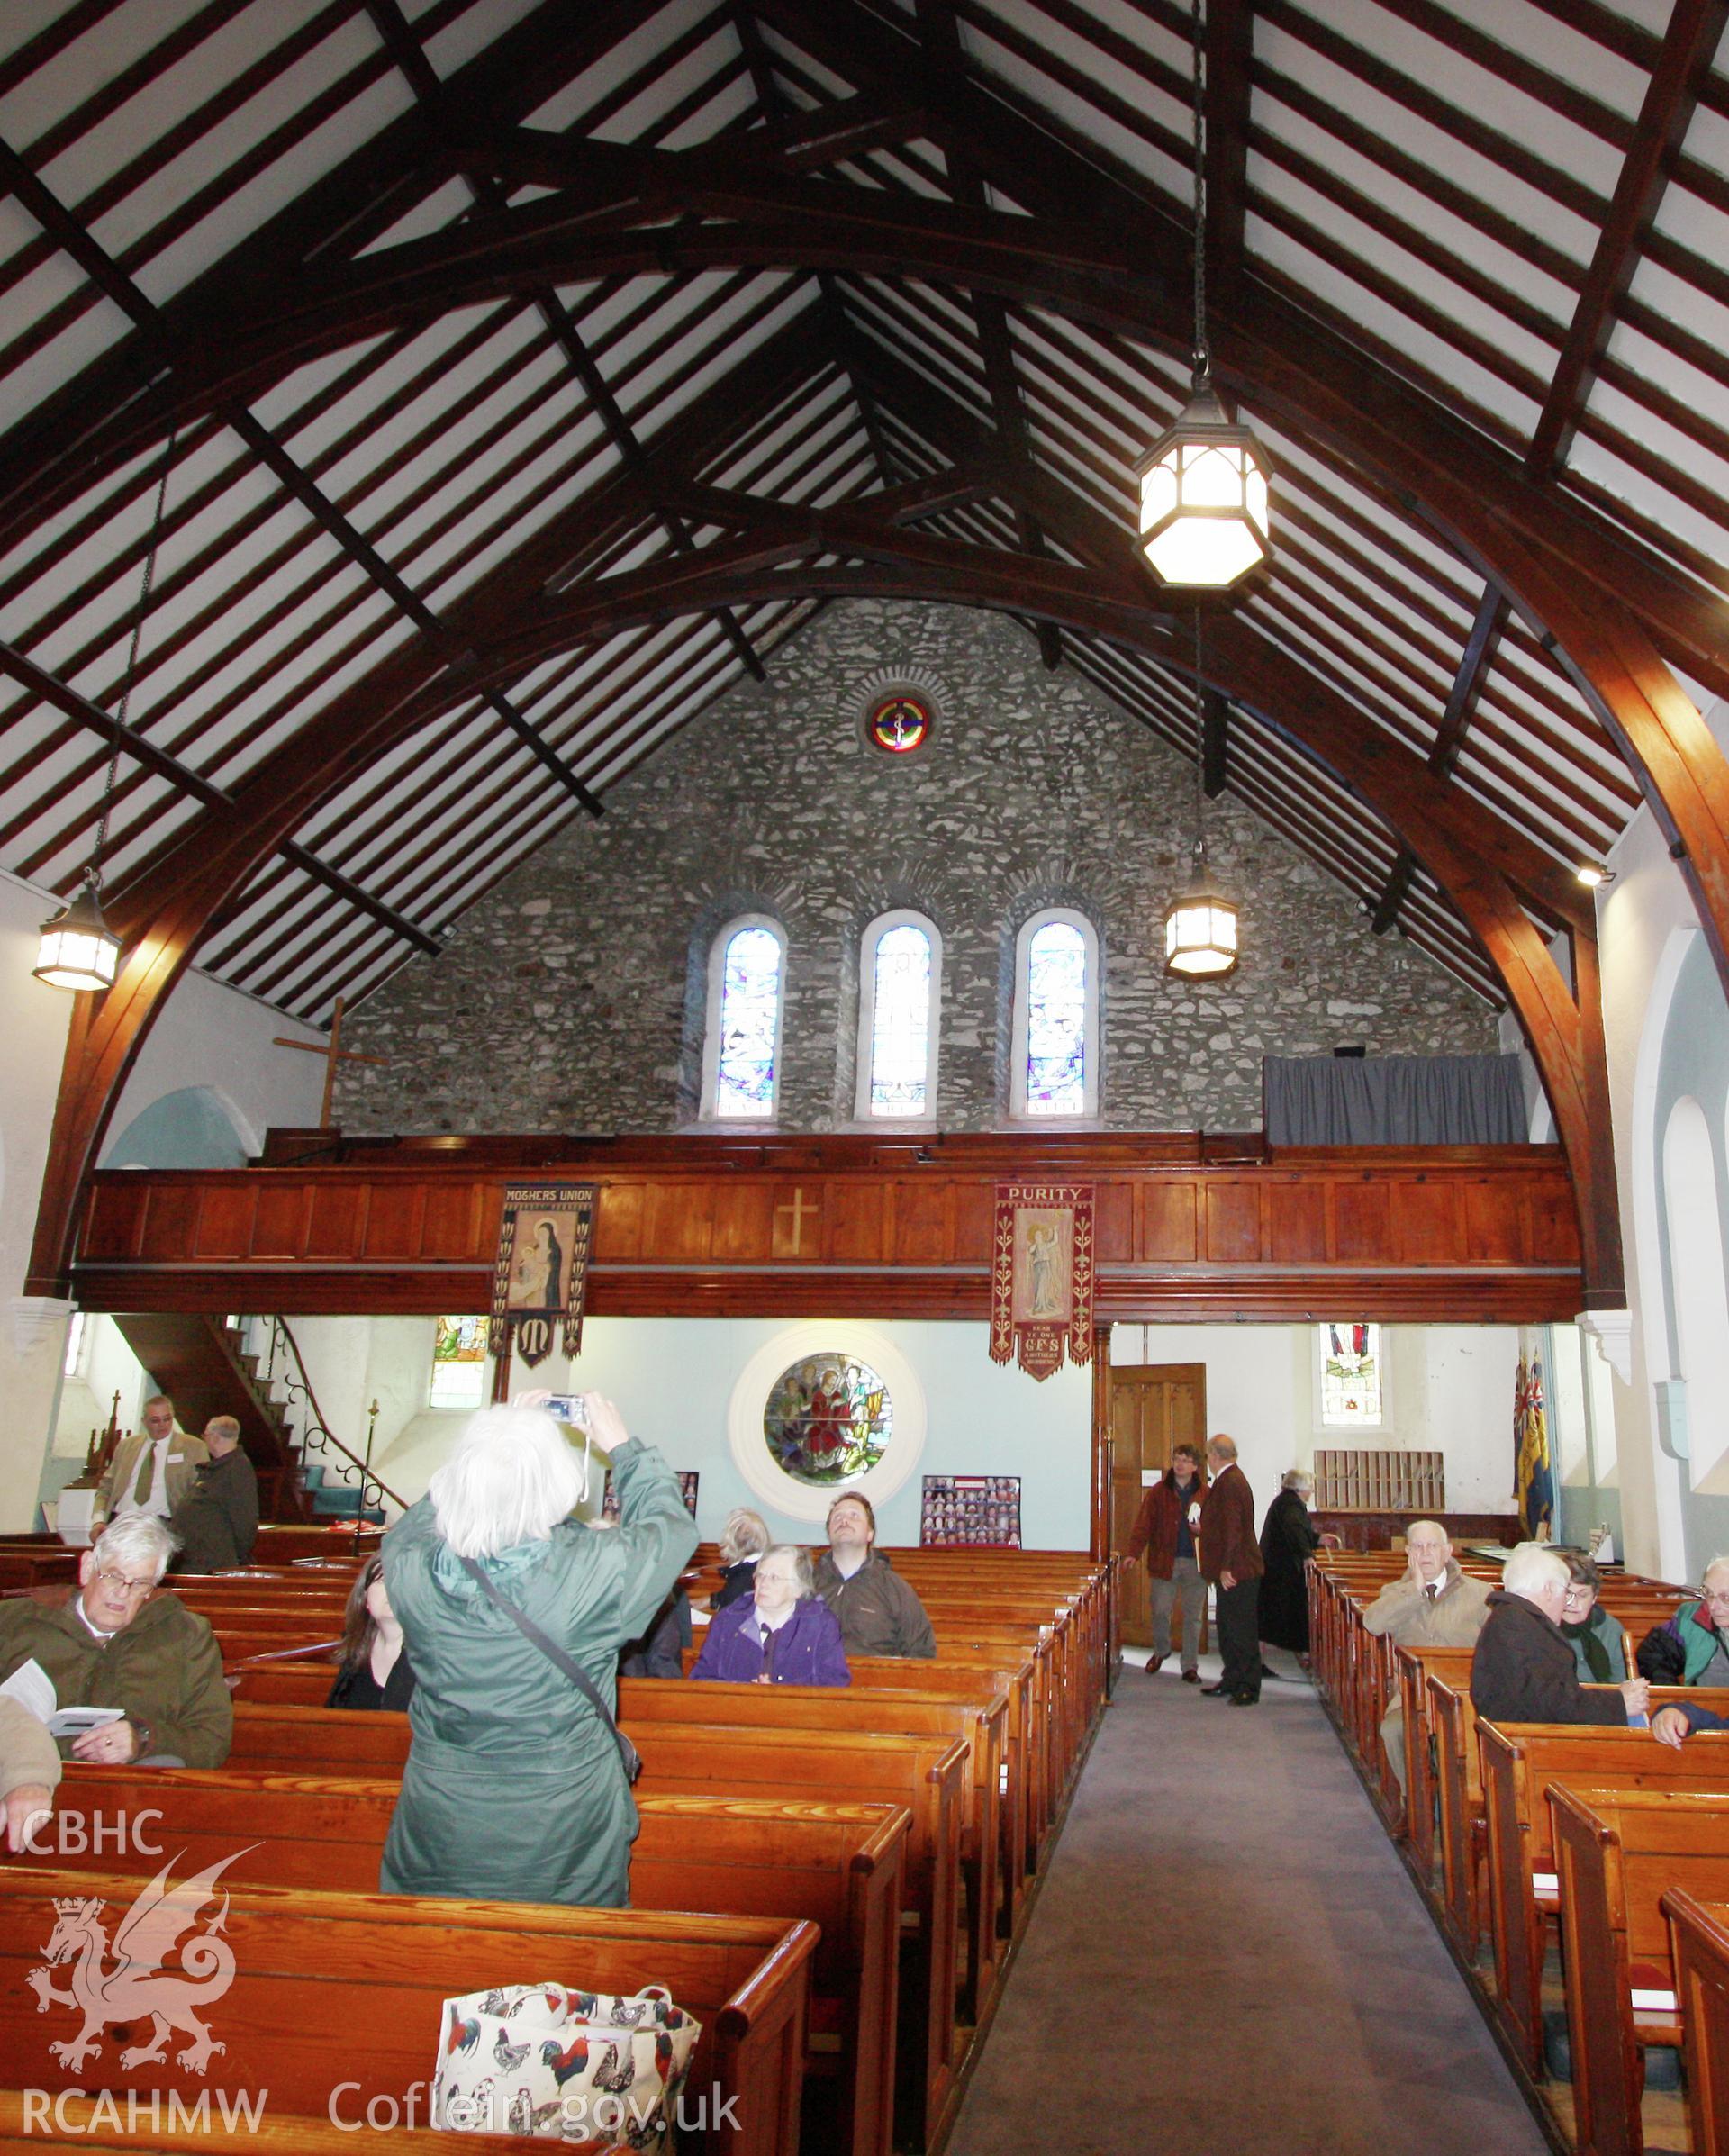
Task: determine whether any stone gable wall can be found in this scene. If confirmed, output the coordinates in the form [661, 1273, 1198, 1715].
[331, 601, 1499, 1134]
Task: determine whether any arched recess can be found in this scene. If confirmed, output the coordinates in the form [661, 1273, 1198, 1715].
[103, 1085, 254, 1170]
[25, 539, 1615, 1306]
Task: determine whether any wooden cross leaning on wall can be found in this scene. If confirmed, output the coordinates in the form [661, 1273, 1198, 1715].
[273, 996, 387, 1130]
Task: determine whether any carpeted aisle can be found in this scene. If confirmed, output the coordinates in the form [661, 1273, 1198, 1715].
[946, 1656, 1549, 2156]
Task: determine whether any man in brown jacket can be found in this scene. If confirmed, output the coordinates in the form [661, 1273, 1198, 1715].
[1199, 1435, 1263, 1704]
[1123, 1442, 1207, 1680]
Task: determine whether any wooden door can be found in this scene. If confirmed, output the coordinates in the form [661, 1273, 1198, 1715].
[1110, 1363, 1207, 1647]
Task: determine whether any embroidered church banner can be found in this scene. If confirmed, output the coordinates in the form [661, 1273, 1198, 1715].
[490, 1182, 599, 1369]
[990, 1182, 1094, 1381]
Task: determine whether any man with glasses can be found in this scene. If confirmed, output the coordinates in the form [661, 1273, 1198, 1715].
[0, 1515, 231, 1798]
[1360, 1520, 1493, 1792]
[93, 1394, 206, 1530]
[1636, 1555, 1729, 1687]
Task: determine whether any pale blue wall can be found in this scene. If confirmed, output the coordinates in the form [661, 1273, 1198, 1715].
[102, 1084, 250, 1169]
[517, 1316, 1093, 1551]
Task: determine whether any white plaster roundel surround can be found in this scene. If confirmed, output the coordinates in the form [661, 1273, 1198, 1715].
[727, 1321, 927, 1522]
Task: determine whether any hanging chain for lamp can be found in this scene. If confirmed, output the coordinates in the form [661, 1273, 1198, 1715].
[33, 424, 179, 992]
[1189, 0, 1209, 388]
[91, 421, 179, 899]
[1135, 0, 1272, 590]
[1164, 605, 1240, 977]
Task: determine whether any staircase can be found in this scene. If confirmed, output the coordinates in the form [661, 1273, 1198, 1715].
[113, 1314, 311, 1522]
[111, 1315, 394, 1526]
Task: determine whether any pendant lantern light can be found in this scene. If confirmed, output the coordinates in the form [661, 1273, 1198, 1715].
[1164, 608, 1239, 977]
[34, 426, 178, 993]
[1136, 0, 1272, 591]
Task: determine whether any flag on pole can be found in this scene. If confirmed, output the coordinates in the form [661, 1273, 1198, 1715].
[1515, 1351, 1555, 1540]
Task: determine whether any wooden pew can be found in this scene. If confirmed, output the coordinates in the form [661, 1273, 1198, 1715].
[1661, 1888, 1729, 2156]
[0, 1868, 814, 2156]
[612, 1680, 1006, 2026]
[220, 1703, 966, 2151]
[1428, 1670, 1487, 1954]
[1551, 1785, 1729, 2156]
[1477, 1710, 1709, 2074]
[17, 1770, 905, 2156]
[1393, 1644, 1474, 1885]
[238, 1649, 1036, 1949]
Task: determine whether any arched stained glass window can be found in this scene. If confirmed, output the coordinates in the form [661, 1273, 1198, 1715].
[1012, 911, 1098, 1118]
[703, 918, 785, 1120]
[856, 912, 940, 1120]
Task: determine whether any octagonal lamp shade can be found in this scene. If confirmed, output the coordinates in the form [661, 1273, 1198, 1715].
[1137, 379, 1272, 591]
[1164, 886, 1239, 977]
[33, 880, 121, 992]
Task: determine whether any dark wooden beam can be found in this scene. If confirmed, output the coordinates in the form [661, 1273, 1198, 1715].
[1370, 851, 1415, 936]
[0, 636, 231, 818]
[276, 839, 441, 957]
[914, 0, 1061, 667]
[1201, 687, 1228, 798]
[1372, 582, 1510, 935]
[0, 124, 606, 882]
[1432, 584, 1511, 779]
[485, 693, 604, 818]
[1526, 0, 1729, 476]
[1204, 0, 1255, 305]
[368, 0, 765, 690]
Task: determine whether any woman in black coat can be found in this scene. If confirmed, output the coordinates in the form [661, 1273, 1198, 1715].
[1259, 1470, 1327, 1656]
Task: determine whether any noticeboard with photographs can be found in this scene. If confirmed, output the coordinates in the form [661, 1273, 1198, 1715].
[919, 1473, 1021, 1548]
[602, 1471, 699, 1522]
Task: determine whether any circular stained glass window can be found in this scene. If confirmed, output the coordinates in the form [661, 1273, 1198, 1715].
[764, 1354, 894, 1487]
[865, 693, 930, 756]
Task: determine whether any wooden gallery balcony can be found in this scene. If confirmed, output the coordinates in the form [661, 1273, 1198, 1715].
[68, 1132, 1585, 1324]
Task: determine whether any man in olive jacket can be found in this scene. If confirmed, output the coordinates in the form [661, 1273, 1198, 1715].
[0, 1515, 231, 1769]
[1199, 1435, 1263, 1705]
[1471, 1542, 1648, 1728]
[813, 1493, 936, 1659]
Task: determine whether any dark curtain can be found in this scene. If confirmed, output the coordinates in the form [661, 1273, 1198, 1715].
[1263, 1054, 1526, 1146]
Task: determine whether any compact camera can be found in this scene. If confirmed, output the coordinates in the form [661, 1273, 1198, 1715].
[542, 1392, 591, 1430]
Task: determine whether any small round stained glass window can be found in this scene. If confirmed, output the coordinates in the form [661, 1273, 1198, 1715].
[764, 1354, 894, 1486]
[866, 693, 930, 756]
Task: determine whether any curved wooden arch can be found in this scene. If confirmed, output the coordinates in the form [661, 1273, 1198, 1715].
[1, 169, 1723, 1064]
[26, 526, 1618, 1307]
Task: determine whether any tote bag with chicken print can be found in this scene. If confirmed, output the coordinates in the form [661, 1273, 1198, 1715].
[431, 1980, 701, 2149]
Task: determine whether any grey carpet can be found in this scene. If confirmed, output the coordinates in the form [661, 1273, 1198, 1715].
[946, 1655, 1550, 2156]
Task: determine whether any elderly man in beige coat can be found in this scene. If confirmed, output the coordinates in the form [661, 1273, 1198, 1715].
[1362, 1520, 1493, 1793]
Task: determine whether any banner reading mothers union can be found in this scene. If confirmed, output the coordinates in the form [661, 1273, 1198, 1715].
[489, 1182, 599, 1369]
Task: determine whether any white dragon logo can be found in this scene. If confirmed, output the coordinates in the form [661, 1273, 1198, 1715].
[26, 1849, 255, 2076]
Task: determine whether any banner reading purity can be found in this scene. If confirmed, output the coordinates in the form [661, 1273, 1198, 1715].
[989, 1182, 1094, 1381]
[489, 1182, 599, 1369]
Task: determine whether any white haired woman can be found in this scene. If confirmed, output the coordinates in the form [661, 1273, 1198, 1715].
[378, 1393, 697, 1907]
[690, 1545, 850, 1685]
[711, 1507, 772, 1613]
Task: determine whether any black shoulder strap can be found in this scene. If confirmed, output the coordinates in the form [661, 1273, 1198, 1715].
[457, 1554, 641, 1784]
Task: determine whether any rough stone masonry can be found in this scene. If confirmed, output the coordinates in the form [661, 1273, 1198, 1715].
[332, 601, 1497, 1135]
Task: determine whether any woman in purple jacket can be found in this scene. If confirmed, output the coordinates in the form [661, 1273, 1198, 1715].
[690, 1544, 851, 1686]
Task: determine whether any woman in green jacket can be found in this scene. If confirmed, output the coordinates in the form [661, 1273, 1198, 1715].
[379, 1393, 697, 1907]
